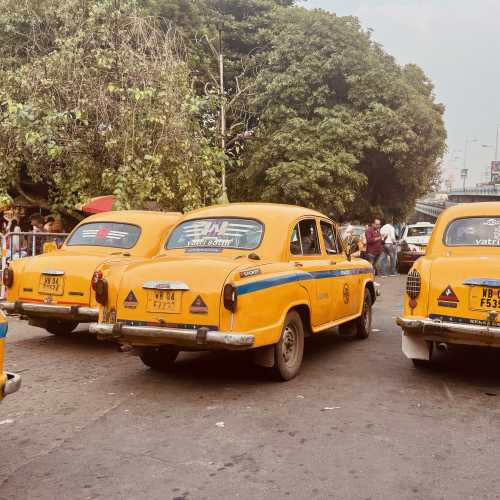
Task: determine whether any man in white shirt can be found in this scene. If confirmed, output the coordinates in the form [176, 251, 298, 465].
[380, 221, 398, 276]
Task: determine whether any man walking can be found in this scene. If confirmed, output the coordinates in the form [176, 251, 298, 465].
[365, 218, 385, 275]
[380, 220, 398, 276]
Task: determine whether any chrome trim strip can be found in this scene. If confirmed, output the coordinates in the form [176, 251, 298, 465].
[464, 278, 500, 288]
[41, 269, 65, 276]
[90, 323, 254, 347]
[142, 281, 190, 291]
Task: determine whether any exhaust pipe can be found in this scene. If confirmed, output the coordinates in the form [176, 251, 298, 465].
[437, 342, 448, 352]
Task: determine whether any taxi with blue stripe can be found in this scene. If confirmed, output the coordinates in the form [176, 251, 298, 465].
[397, 202, 500, 366]
[0, 311, 21, 400]
[90, 204, 376, 380]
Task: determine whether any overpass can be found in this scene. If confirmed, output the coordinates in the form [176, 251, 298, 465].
[414, 185, 500, 222]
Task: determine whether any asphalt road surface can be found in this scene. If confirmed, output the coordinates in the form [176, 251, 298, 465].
[2, 275, 500, 500]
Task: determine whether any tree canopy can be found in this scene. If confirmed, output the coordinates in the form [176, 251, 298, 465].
[0, 0, 446, 221]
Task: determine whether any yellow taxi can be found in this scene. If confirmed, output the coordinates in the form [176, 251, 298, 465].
[0, 311, 21, 400]
[2, 211, 180, 336]
[397, 202, 500, 365]
[90, 204, 376, 380]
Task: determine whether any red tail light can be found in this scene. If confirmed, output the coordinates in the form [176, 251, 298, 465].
[3, 267, 13, 288]
[91, 270, 103, 291]
[223, 284, 238, 312]
[95, 278, 108, 306]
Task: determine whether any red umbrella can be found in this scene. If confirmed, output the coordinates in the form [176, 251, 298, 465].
[78, 195, 115, 214]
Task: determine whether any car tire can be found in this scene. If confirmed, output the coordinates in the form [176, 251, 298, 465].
[139, 346, 179, 371]
[338, 288, 373, 340]
[45, 319, 79, 336]
[272, 310, 304, 381]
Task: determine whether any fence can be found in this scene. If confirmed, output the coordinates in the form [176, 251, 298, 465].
[0, 232, 69, 299]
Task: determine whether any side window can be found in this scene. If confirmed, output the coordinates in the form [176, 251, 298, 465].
[320, 221, 338, 255]
[290, 219, 321, 256]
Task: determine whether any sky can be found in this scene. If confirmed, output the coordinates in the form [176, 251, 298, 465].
[301, 0, 500, 188]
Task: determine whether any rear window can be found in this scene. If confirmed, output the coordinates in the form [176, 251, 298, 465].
[407, 226, 433, 237]
[167, 218, 264, 250]
[66, 222, 141, 249]
[444, 217, 500, 247]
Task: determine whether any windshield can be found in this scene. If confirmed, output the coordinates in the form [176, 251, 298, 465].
[66, 222, 141, 249]
[167, 218, 264, 250]
[444, 217, 500, 247]
[407, 226, 433, 238]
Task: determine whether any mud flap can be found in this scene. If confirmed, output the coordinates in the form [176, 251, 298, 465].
[402, 333, 431, 360]
[253, 345, 275, 368]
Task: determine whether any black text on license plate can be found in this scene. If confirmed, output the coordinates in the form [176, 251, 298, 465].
[472, 287, 500, 310]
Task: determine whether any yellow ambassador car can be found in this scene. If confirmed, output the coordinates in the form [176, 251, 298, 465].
[2, 211, 180, 336]
[397, 202, 500, 365]
[90, 204, 376, 380]
[0, 311, 21, 400]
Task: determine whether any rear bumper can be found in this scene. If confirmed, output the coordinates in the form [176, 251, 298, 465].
[89, 322, 255, 349]
[397, 316, 500, 341]
[3, 372, 21, 397]
[1, 301, 98, 320]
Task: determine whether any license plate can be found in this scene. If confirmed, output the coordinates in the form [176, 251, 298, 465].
[469, 287, 500, 311]
[39, 275, 64, 295]
[146, 290, 181, 313]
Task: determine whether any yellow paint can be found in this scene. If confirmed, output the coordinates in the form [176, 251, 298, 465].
[402, 202, 500, 326]
[6, 210, 181, 319]
[101, 203, 375, 349]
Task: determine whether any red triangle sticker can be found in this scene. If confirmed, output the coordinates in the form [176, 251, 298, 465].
[438, 286, 459, 303]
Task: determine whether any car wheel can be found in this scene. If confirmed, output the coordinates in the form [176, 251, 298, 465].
[139, 346, 179, 371]
[45, 319, 79, 336]
[272, 310, 304, 381]
[338, 288, 372, 340]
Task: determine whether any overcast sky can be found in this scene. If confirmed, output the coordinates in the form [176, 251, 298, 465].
[301, 0, 500, 188]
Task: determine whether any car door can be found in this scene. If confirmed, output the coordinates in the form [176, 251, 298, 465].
[318, 219, 354, 320]
[289, 218, 337, 327]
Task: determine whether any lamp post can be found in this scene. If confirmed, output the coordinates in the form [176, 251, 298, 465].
[217, 22, 228, 204]
[495, 124, 500, 162]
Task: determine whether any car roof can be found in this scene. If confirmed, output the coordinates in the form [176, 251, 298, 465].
[439, 202, 500, 220]
[182, 203, 327, 221]
[80, 210, 181, 224]
[408, 222, 434, 227]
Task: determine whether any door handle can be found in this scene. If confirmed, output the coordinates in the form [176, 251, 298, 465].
[293, 262, 303, 267]
[330, 261, 337, 265]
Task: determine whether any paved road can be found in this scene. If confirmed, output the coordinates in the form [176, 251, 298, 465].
[1, 276, 500, 500]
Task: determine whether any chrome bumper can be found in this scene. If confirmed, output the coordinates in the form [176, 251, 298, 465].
[1, 302, 98, 319]
[397, 316, 500, 338]
[89, 322, 255, 348]
[3, 372, 21, 396]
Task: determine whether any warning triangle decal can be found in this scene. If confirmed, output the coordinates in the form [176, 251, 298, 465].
[438, 285, 459, 303]
[190, 295, 208, 313]
[124, 290, 138, 307]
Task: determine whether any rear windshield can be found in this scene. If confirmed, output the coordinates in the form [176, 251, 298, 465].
[167, 218, 264, 250]
[66, 222, 141, 249]
[445, 217, 500, 247]
[407, 226, 433, 237]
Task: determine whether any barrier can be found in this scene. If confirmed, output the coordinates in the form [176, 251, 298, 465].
[0, 232, 69, 299]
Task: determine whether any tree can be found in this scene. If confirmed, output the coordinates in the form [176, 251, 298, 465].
[0, 0, 222, 214]
[231, 7, 446, 220]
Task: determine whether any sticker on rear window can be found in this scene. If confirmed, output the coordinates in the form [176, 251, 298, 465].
[67, 222, 141, 249]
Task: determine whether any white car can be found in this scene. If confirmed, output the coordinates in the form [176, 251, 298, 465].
[397, 222, 435, 272]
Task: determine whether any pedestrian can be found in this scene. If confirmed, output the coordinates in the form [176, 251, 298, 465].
[29, 213, 45, 256]
[43, 215, 55, 232]
[380, 219, 398, 276]
[365, 218, 385, 275]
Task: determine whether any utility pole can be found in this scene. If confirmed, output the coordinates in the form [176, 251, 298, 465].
[217, 23, 229, 204]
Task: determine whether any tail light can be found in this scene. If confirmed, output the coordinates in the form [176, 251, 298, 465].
[223, 284, 238, 312]
[3, 267, 13, 288]
[91, 270, 103, 291]
[95, 278, 108, 306]
[406, 269, 421, 299]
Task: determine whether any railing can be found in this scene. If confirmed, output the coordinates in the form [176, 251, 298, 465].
[448, 186, 500, 196]
[0, 232, 69, 299]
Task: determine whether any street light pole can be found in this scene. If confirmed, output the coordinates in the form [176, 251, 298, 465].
[217, 23, 228, 204]
[495, 124, 500, 162]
